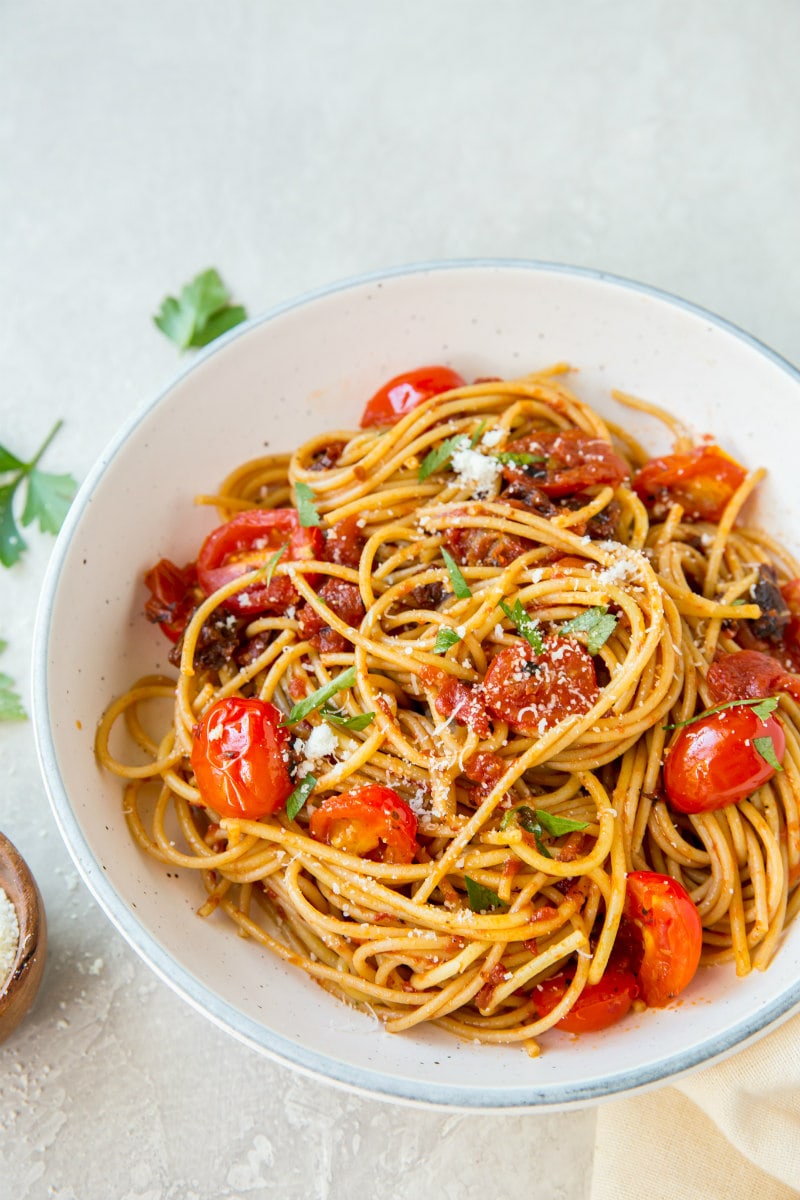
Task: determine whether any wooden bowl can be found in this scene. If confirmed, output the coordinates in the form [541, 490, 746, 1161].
[0, 831, 47, 1045]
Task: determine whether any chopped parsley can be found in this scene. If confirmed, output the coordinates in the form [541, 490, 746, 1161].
[0, 421, 78, 567]
[294, 482, 323, 528]
[153, 268, 247, 350]
[433, 626, 461, 654]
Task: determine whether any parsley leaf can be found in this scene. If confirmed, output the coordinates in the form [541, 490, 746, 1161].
[560, 606, 618, 655]
[153, 268, 248, 350]
[0, 421, 78, 567]
[321, 705, 375, 731]
[664, 694, 780, 731]
[284, 667, 357, 726]
[441, 547, 472, 599]
[0, 640, 25, 721]
[285, 773, 317, 821]
[464, 875, 506, 912]
[433, 626, 461, 654]
[498, 599, 544, 654]
[753, 735, 784, 772]
[294, 482, 322, 528]
[418, 436, 461, 482]
[258, 544, 287, 588]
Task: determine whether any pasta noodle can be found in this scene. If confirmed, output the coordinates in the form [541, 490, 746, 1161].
[96, 366, 800, 1053]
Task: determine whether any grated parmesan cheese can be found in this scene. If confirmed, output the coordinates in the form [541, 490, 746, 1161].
[0, 886, 19, 990]
[303, 724, 338, 761]
[450, 437, 502, 498]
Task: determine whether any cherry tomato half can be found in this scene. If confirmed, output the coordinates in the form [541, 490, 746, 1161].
[144, 558, 198, 642]
[707, 650, 800, 705]
[197, 509, 324, 617]
[663, 704, 785, 814]
[624, 871, 702, 1006]
[359, 365, 466, 428]
[483, 635, 599, 735]
[309, 785, 418, 863]
[501, 429, 629, 499]
[191, 696, 293, 819]
[534, 964, 639, 1033]
[632, 444, 746, 522]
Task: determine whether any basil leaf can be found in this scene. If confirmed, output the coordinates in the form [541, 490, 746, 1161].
[664, 694, 780, 731]
[534, 809, 589, 836]
[441, 548, 472, 599]
[285, 773, 317, 820]
[498, 805, 552, 858]
[560, 605, 617, 655]
[753, 735, 784, 772]
[258, 544, 287, 588]
[464, 875, 506, 912]
[284, 667, 357, 725]
[498, 599, 544, 654]
[321, 705, 375, 731]
[418, 436, 460, 482]
[294, 481, 322, 528]
[469, 419, 488, 448]
[494, 452, 546, 466]
[433, 626, 461, 654]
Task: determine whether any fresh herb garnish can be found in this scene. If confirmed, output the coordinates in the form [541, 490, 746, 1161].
[259, 544, 287, 588]
[294, 482, 323, 528]
[753, 735, 784, 772]
[0, 640, 25, 721]
[494, 452, 546, 467]
[469, 420, 488, 448]
[153, 268, 247, 350]
[535, 810, 590, 836]
[464, 875, 506, 912]
[664, 694, 780, 730]
[560, 606, 618, 655]
[433, 626, 461, 654]
[418, 436, 461, 482]
[499, 805, 588, 858]
[284, 667, 357, 726]
[0, 421, 78, 567]
[441, 548, 472, 599]
[285, 774, 317, 820]
[498, 599, 544, 654]
[321, 705, 375, 731]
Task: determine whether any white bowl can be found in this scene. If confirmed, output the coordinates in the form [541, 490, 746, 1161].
[33, 261, 800, 1109]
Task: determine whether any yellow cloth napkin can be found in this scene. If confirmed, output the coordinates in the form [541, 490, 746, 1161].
[591, 1012, 800, 1199]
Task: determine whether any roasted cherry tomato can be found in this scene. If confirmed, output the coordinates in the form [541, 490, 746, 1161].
[632, 444, 746, 522]
[196, 509, 324, 617]
[707, 650, 800, 704]
[483, 635, 599, 735]
[443, 524, 533, 569]
[500, 429, 629, 499]
[143, 558, 198, 642]
[191, 696, 293, 820]
[624, 871, 702, 1006]
[663, 704, 785, 813]
[534, 964, 639, 1033]
[309, 785, 418, 863]
[434, 676, 491, 738]
[359, 365, 466, 428]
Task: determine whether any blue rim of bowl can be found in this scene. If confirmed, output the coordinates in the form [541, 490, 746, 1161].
[32, 259, 800, 1109]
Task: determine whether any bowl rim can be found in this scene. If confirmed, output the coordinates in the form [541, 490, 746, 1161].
[31, 258, 800, 1109]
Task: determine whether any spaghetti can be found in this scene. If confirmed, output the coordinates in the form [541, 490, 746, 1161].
[96, 365, 800, 1053]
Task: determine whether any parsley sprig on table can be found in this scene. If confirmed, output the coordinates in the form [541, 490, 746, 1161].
[154, 268, 248, 350]
[0, 420, 78, 568]
[0, 639, 25, 722]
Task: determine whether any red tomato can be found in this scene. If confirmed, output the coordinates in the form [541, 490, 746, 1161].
[191, 696, 293, 819]
[434, 676, 491, 738]
[359, 365, 466, 427]
[663, 704, 785, 813]
[483, 636, 599, 735]
[323, 516, 366, 568]
[143, 558, 197, 642]
[501, 429, 629, 499]
[624, 871, 702, 1006]
[443, 525, 533, 569]
[707, 650, 800, 704]
[534, 964, 639, 1033]
[308, 785, 418, 863]
[196, 510, 323, 617]
[632, 444, 746, 521]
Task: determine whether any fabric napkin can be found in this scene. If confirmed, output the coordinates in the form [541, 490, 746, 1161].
[590, 1011, 800, 1199]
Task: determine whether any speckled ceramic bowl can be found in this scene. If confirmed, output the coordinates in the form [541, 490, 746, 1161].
[32, 262, 800, 1109]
